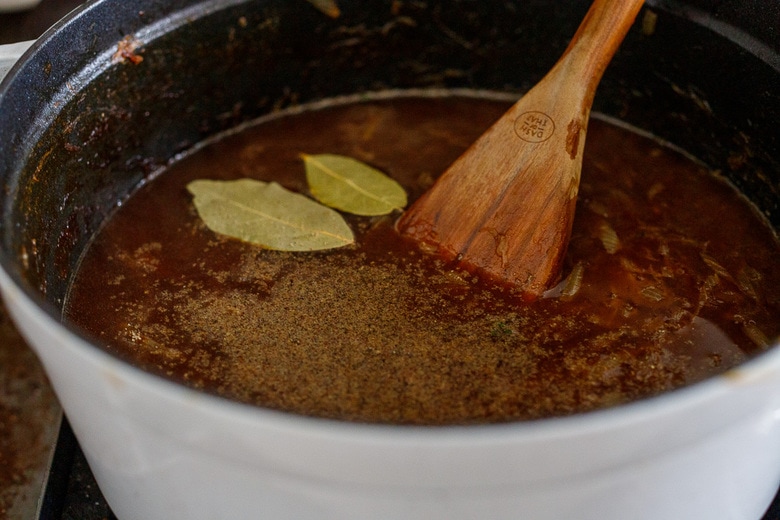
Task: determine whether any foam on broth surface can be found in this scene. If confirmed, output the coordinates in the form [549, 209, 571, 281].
[64, 93, 780, 424]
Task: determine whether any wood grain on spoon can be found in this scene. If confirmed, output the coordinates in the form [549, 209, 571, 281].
[397, 0, 645, 299]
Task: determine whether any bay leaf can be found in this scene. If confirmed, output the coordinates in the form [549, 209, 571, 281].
[302, 153, 407, 216]
[187, 179, 354, 251]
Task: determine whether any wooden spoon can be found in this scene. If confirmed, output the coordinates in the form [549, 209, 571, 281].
[396, 0, 645, 299]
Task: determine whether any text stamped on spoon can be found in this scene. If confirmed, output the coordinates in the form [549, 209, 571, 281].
[514, 111, 555, 143]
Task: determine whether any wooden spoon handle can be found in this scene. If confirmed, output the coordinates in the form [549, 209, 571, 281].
[514, 0, 645, 169]
[554, 0, 646, 112]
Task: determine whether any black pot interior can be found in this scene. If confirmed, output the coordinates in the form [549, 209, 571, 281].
[0, 0, 778, 314]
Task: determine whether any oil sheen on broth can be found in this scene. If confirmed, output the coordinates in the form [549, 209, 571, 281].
[63, 93, 780, 425]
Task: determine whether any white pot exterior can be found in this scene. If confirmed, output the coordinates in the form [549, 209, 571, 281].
[1, 265, 779, 520]
[0, 40, 33, 81]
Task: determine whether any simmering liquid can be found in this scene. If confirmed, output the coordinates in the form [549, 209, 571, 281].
[64, 93, 780, 424]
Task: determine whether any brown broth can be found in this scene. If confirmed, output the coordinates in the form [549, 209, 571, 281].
[63, 93, 780, 425]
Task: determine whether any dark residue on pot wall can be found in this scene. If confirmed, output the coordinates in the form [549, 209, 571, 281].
[0, 0, 777, 313]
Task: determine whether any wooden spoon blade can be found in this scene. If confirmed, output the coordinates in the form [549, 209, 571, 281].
[397, 104, 579, 297]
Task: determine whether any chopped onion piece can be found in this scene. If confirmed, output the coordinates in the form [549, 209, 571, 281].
[597, 222, 621, 254]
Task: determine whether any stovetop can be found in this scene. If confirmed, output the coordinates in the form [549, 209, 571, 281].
[37, 421, 116, 520]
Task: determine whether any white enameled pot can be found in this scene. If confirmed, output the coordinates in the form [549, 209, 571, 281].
[1, 1, 779, 518]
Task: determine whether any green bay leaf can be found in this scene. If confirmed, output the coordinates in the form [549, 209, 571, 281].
[302, 153, 407, 216]
[187, 179, 354, 251]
